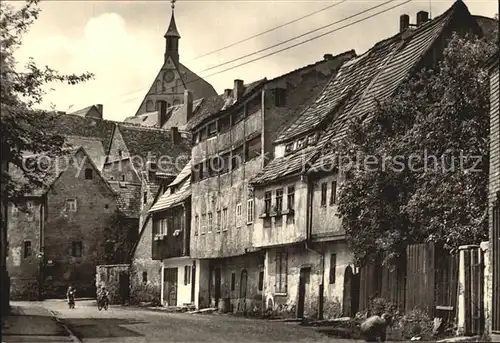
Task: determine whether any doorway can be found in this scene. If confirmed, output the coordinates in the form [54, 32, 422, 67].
[239, 269, 248, 312]
[214, 267, 221, 307]
[119, 271, 129, 304]
[297, 267, 311, 318]
[164, 268, 178, 306]
[342, 266, 360, 317]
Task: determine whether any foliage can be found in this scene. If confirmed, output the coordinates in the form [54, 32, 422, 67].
[368, 297, 398, 317]
[336, 30, 498, 265]
[394, 309, 434, 340]
[0, 0, 93, 202]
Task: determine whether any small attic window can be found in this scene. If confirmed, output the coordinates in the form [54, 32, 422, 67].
[285, 143, 293, 153]
[142, 116, 148, 122]
[84, 168, 94, 180]
[274, 88, 287, 107]
[308, 133, 318, 145]
[118, 150, 123, 158]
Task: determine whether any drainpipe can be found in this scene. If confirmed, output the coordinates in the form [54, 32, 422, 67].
[303, 174, 325, 320]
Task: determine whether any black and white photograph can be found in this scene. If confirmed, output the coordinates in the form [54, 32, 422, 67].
[0, 0, 498, 341]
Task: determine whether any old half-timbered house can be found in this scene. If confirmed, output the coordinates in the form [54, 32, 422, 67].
[187, 51, 355, 312]
[251, 1, 491, 320]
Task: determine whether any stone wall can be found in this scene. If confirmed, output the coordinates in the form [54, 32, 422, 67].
[96, 264, 130, 305]
[130, 216, 161, 305]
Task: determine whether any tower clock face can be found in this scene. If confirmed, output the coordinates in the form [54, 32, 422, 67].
[164, 70, 175, 83]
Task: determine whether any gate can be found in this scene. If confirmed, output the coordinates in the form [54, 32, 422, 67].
[342, 266, 360, 317]
[164, 268, 178, 306]
[460, 245, 485, 336]
[406, 243, 435, 316]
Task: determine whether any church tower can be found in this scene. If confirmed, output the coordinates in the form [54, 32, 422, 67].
[164, 0, 180, 63]
[131, 0, 218, 121]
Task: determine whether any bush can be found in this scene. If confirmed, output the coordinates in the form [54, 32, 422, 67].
[395, 309, 434, 340]
[369, 297, 398, 317]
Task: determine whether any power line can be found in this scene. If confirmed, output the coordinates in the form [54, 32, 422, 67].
[188, 0, 348, 61]
[115, 0, 413, 106]
[198, 0, 400, 74]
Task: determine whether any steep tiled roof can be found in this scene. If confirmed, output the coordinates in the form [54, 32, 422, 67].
[149, 177, 191, 213]
[46, 113, 116, 152]
[168, 160, 192, 188]
[68, 105, 95, 117]
[178, 62, 218, 101]
[185, 79, 267, 131]
[253, 0, 479, 184]
[117, 124, 191, 174]
[64, 136, 106, 170]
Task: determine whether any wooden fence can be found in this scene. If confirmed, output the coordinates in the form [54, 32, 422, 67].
[359, 243, 459, 322]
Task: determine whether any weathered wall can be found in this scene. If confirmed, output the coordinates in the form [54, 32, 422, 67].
[208, 252, 265, 313]
[311, 173, 344, 239]
[96, 264, 129, 304]
[194, 259, 210, 309]
[44, 150, 120, 298]
[264, 241, 353, 320]
[130, 216, 162, 305]
[161, 258, 195, 307]
[7, 199, 42, 300]
[253, 178, 308, 247]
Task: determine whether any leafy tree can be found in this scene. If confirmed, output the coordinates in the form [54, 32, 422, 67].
[0, 0, 93, 201]
[336, 31, 498, 266]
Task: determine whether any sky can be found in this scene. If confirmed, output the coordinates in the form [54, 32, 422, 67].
[11, 0, 498, 122]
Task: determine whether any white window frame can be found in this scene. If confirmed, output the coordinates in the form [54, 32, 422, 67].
[201, 213, 206, 234]
[160, 218, 168, 236]
[207, 212, 213, 233]
[222, 208, 228, 231]
[247, 199, 254, 224]
[194, 215, 199, 236]
[66, 199, 77, 212]
[236, 203, 242, 228]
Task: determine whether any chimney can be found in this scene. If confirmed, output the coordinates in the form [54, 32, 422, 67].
[234, 79, 244, 101]
[96, 104, 103, 116]
[400, 14, 410, 32]
[324, 53, 334, 60]
[171, 127, 180, 144]
[224, 89, 232, 99]
[158, 100, 167, 128]
[416, 11, 429, 26]
[184, 89, 193, 122]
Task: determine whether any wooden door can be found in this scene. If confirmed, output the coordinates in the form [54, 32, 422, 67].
[239, 270, 248, 312]
[297, 267, 310, 318]
[164, 268, 178, 306]
[342, 266, 360, 317]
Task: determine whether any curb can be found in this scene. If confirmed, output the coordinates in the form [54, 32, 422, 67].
[48, 310, 81, 343]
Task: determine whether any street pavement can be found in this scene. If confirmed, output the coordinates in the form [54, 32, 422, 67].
[6, 300, 365, 343]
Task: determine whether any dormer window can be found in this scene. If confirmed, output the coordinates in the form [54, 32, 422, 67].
[84, 168, 93, 180]
[285, 143, 293, 154]
[208, 122, 217, 137]
[308, 133, 318, 145]
[297, 138, 306, 149]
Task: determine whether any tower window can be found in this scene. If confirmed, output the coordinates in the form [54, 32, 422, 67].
[84, 168, 93, 180]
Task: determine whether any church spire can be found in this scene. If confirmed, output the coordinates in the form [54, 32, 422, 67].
[164, 0, 180, 62]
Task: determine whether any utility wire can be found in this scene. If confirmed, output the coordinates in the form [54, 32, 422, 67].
[198, 0, 399, 74]
[113, 0, 413, 105]
[189, 0, 348, 61]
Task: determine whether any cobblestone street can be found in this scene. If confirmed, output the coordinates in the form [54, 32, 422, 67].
[4, 300, 364, 343]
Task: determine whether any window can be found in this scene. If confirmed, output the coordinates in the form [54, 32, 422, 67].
[321, 183, 327, 206]
[222, 208, 228, 231]
[208, 122, 217, 138]
[231, 272, 236, 291]
[146, 100, 154, 112]
[201, 160, 209, 179]
[287, 186, 295, 211]
[264, 191, 272, 215]
[285, 143, 293, 154]
[208, 157, 219, 177]
[329, 254, 337, 284]
[297, 138, 306, 150]
[232, 108, 245, 124]
[160, 218, 168, 235]
[84, 168, 93, 180]
[194, 215, 199, 236]
[72, 241, 82, 257]
[220, 152, 230, 174]
[216, 210, 221, 233]
[121, 174, 126, 182]
[24, 241, 32, 258]
[208, 212, 213, 233]
[245, 135, 262, 161]
[275, 188, 283, 213]
[200, 126, 207, 141]
[143, 192, 148, 204]
[231, 145, 244, 171]
[66, 199, 77, 212]
[118, 150, 123, 158]
[247, 199, 254, 224]
[330, 181, 337, 205]
[236, 203, 242, 228]
[184, 266, 191, 285]
[276, 251, 288, 294]
[218, 116, 231, 133]
[142, 271, 148, 284]
[201, 214, 206, 234]
[274, 88, 287, 107]
[308, 133, 318, 145]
